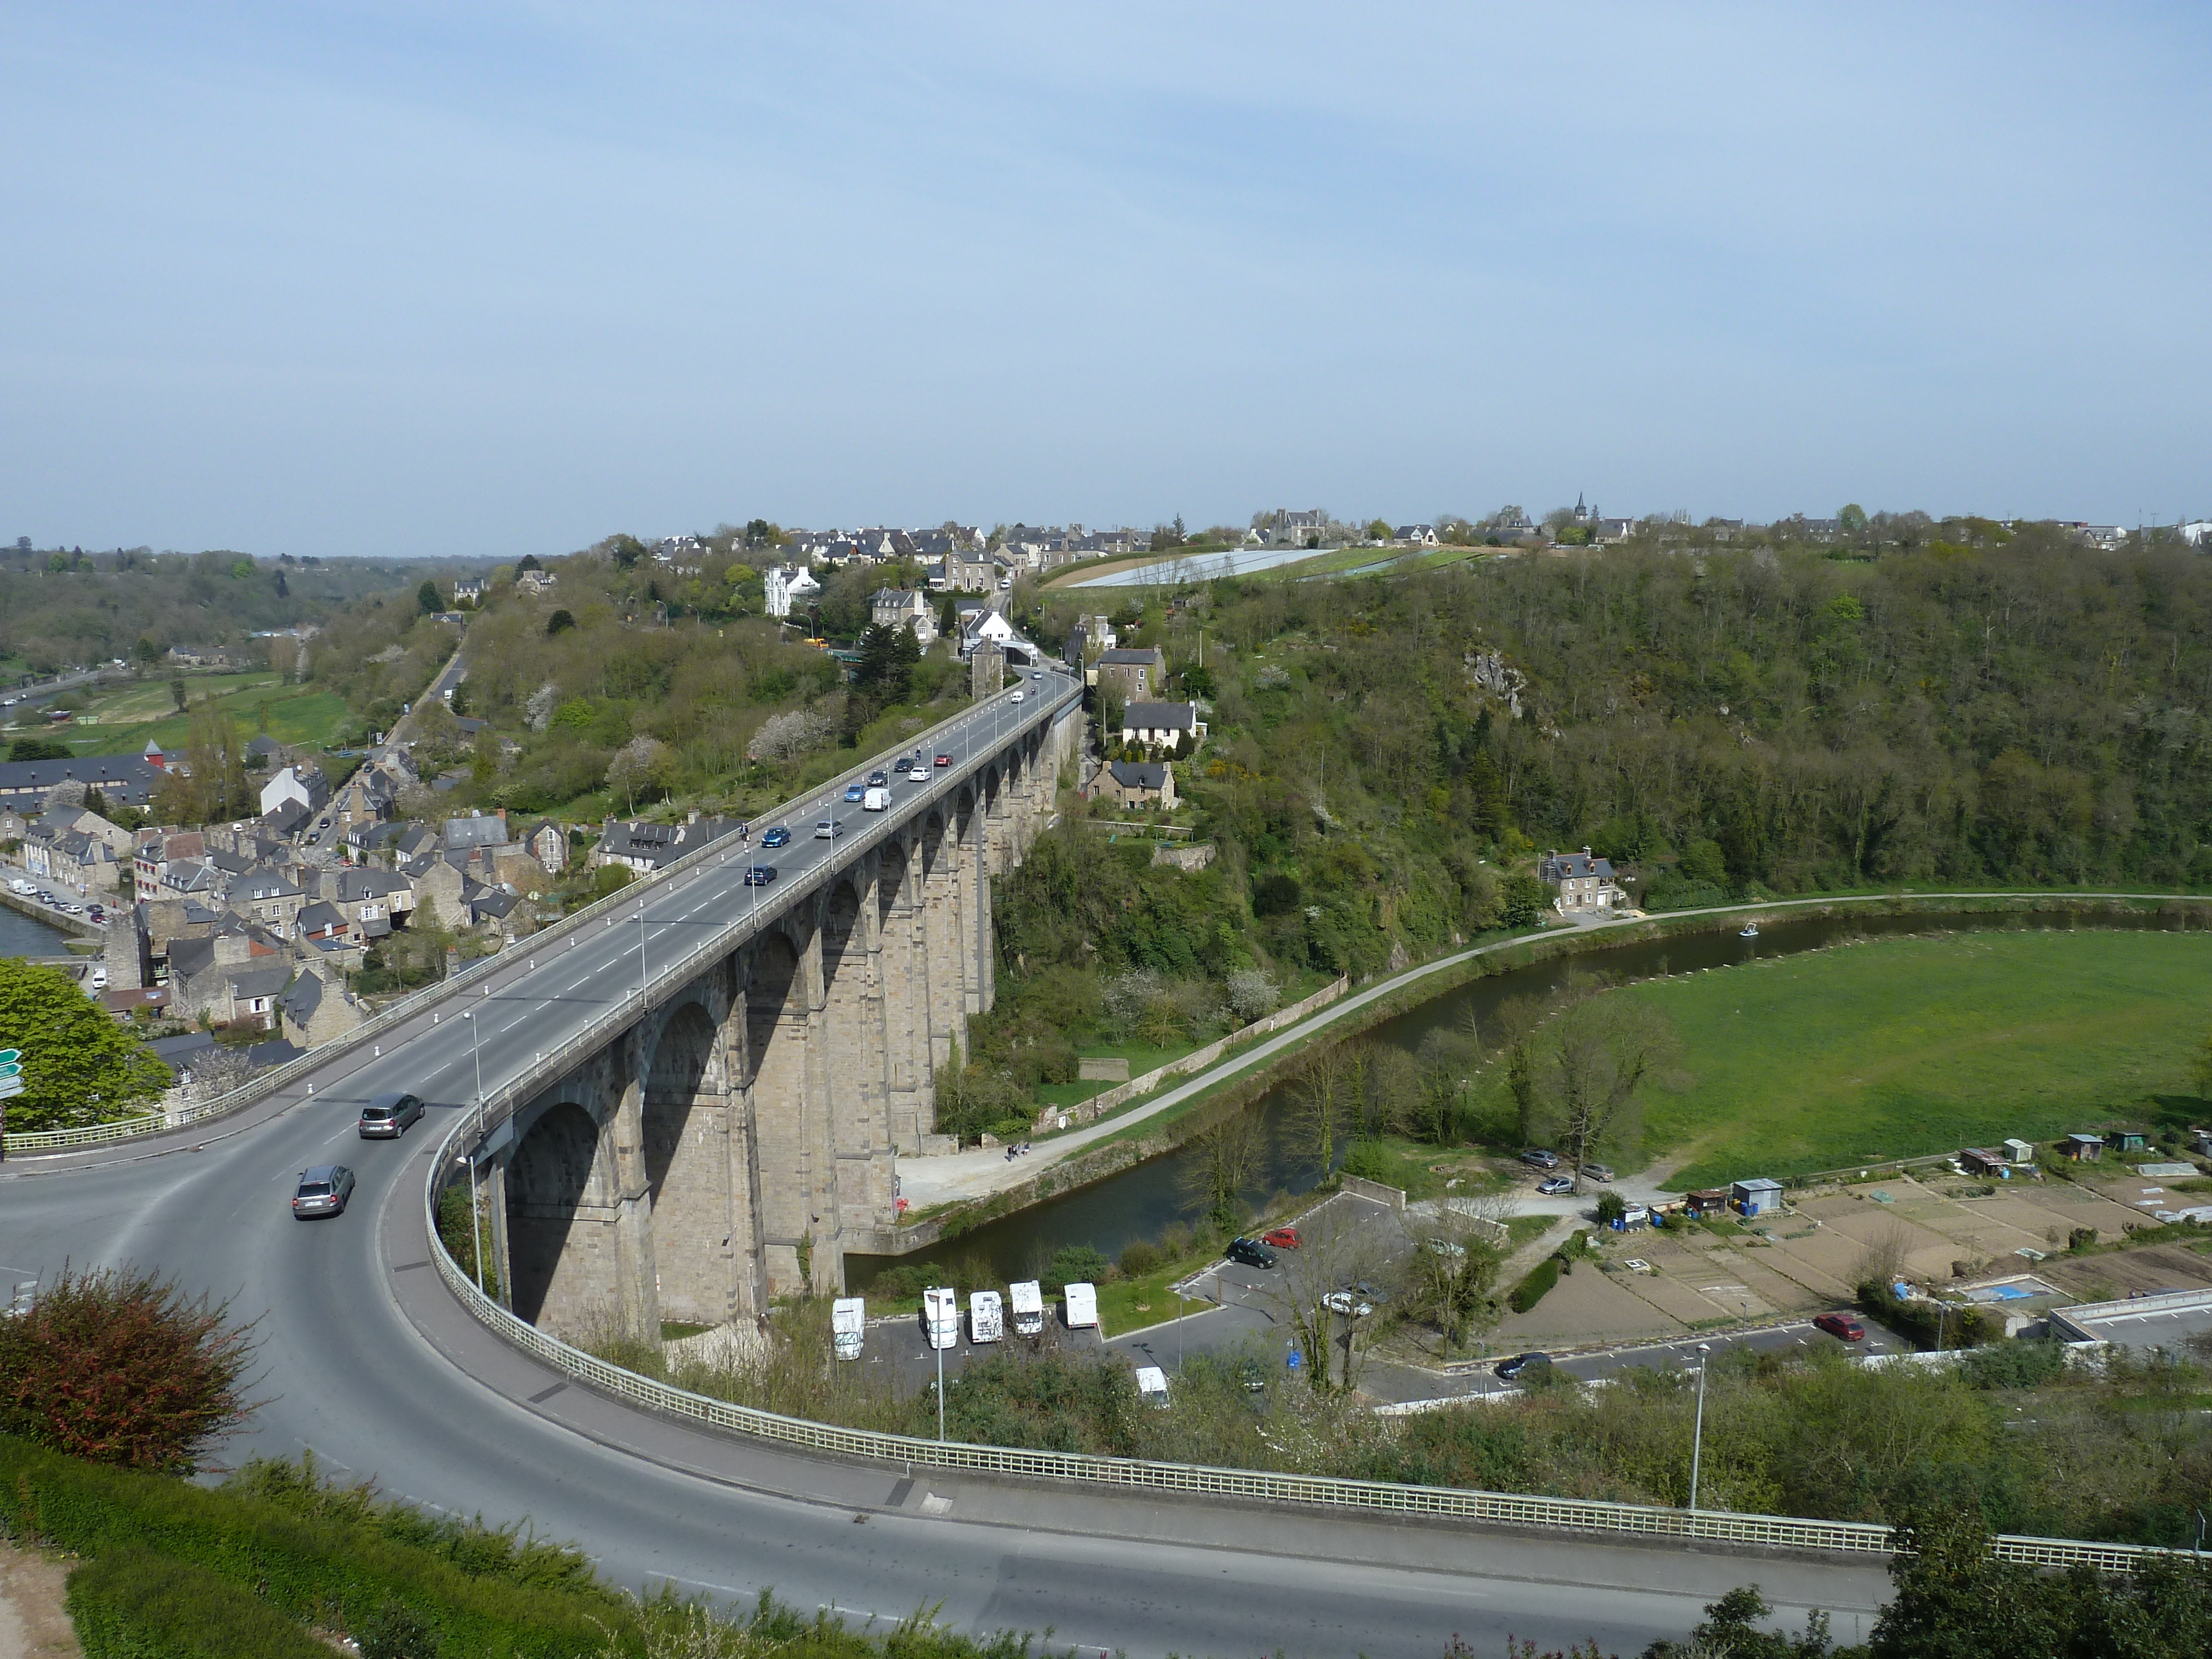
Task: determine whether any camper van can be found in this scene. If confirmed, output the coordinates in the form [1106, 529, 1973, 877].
[1134, 1365, 1171, 1409]
[1063, 1281, 1099, 1331]
[862, 786, 891, 812]
[831, 1297, 865, 1361]
[1008, 1280, 1045, 1338]
[968, 1290, 1004, 1344]
[922, 1287, 959, 1350]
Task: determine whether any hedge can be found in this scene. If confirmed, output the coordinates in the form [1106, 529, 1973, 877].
[0, 1434, 635, 1657]
[1507, 1255, 1561, 1313]
[67, 1547, 331, 1658]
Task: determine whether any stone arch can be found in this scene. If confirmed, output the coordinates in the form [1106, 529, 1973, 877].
[744, 928, 815, 1296]
[640, 998, 738, 1326]
[506, 1100, 614, 1328]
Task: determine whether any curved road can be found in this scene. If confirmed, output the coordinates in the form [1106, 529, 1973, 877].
[0, 675, 1895, 1658]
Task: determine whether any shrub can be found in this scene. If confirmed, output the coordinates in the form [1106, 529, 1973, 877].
[1339, 1139, 1394, 1184]
[67, 1546, 329, 1658]
[1594, 1190, 1628, 1225]
[1041, 1244, 1113, 1293]
[1118, 1240, 1162, 1279]
[1963, 1339, 2069, 1391]
[1508, 1256, 1561, 1313]
[0, 1266, 256, 1473]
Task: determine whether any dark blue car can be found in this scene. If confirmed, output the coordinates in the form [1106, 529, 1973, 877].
[761, 826, 791, 848]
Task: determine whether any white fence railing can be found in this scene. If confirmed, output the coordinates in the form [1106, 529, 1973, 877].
[418, 1113, 2175, 1575]
[4, 681, 1079, 1157]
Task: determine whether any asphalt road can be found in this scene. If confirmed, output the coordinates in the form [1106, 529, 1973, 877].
[0, 668, 1897, 1656]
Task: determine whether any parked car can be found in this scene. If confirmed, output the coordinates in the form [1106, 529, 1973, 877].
[1579, 1162, 1615, 1183]
[1322, 1290, 1374, 1318]
[742, 865, 778, 886]
[814, 819, 844, 838]
[1813, 1312, 1866, 1342]
[1536, 1175, 1574, 1196]
[761, 826, 791, 848]
[1225, 1237, 1277, 1270]
[935, 753, 952, 767]
[1495, 1352, 1552, 1382]
[1260, 1225, 1302, 1249]
[358, 1092, 425, 1138]
[1519, 1148, 1561, 1170]
[291, 1165, 356, 1218]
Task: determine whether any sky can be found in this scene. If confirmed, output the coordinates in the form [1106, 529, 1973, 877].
[3, 3, 2209, 560]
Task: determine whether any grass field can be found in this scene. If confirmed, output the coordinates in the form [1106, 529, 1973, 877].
[1630, 930, 2212, 1188]
[59, 677, 356, 757]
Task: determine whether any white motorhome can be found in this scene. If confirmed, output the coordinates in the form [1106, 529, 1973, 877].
[1134, 1364, 1170, 1408]
[1008, 1280, 1045, 1338]
[1062, 1281, 1099, 1330]
[831, 1297, 866, 1361]
[922, 1286, 959, 1350]
[968, 1289, 1004, 1343]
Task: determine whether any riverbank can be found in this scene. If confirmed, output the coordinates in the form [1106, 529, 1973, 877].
[870, 890, 2212, 1262]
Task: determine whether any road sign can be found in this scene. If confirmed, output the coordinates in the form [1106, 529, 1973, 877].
[0, 1047, 20, 1102]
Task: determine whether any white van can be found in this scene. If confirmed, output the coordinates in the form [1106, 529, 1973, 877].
[968, 1289, 1004, 1344]
[862, 786, 891, 812]
[1134, 1364, 1170, 1408]
[1063, 1281, 1099, 1330]
[922, 1286, 959, 1350]
[831, 1297, 865, 1361]
[1008, 1280, 1044, 1338]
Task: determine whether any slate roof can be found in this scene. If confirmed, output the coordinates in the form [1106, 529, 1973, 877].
[0, 752, 166, 810]
[1107, 761, 1170, 791]
[1122, 701, 1199, 731]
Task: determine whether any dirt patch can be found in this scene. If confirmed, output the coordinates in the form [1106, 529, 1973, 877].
[0, 1540, 80, 1658]
[2039, 1243, 2212, 1301]
[1491, 1260, 1678, 1346]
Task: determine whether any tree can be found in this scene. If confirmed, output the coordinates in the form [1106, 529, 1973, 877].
[545, 608, 576, 636]
[1837, 503, 1869, 536]
[0, 959, 173, 1130]
[132, 635, 161, 675]
[169, 676, 188, 713]
[1289, 1041, 1360, 1179]
[1183, 1111, 1262, 1230]
[1500, 872, 1551, 926]
[1366, 519, 1392, 541]
[606, 735, 671, 813]
[1546, 997, 1675, 1188]
[0, 1264, 258, 1473]
[855, 622, 920, 702]
[416, 580, 441, 615]
[7, 737, 72, 763]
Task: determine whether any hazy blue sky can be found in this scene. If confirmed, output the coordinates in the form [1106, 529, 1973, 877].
[4, 3, 2208, 559]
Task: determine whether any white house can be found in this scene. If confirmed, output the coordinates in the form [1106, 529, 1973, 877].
[258, 763, 330, 822]
[764, 565, 823, 620]
[959, 608, 1016, 654]
[1119, 700, 1207, 752]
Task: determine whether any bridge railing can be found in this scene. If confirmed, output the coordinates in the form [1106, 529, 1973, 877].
[417, 1110, 2171, 1574]
[3, 679, 1080, 1157]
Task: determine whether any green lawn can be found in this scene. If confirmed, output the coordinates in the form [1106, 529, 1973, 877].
[1628, 930, 2212, 1188]
[65, 684, 356, 757]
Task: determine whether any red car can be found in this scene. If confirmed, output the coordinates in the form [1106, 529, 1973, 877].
[1812, 1312, 1865, 1342]
[935, 752, 953, 766]
[1260, 1226, 1302, 1250]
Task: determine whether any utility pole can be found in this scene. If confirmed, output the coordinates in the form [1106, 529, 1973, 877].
[1688, 1342, 1712, 1512]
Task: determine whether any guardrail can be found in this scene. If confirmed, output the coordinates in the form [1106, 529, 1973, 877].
[4, 678, 1081, 1157]
[418, 1109, 2172, 1574]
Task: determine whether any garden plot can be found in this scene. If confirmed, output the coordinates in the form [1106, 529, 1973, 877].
[1490, 1259, 1681, 1347]
[1746, 1229, 1863, 1302]
[2039, 1242, 2212, 1301]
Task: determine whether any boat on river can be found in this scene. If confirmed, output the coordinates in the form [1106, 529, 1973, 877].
[1739, 922, 1760, 938]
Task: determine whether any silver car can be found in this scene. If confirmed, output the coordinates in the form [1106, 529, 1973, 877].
[291, 1164, 356, 1218]
[358, 1091, 425, 1138]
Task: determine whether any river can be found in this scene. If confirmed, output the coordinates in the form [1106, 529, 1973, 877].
[849, 905, 2199, 1290]
[0, 904, 76, 959]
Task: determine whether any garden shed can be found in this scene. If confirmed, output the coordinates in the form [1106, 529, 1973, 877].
[1960, 1147, 2012, 1178]
[2062, 1134, 2105, 1162]
[1731, 1177, 1785, 1217]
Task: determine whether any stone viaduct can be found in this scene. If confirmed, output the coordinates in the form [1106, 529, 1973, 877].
[462, 701, 1079, 1342]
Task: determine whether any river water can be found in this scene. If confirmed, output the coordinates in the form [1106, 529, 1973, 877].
[0, 904, 76, 959]
[849, 905, 2200, 1291]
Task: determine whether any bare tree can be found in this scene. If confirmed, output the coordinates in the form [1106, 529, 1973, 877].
[1254, 1199, 1398, 1393]
[1183, 1111, 1264, 1232]
[1547, 997, 1676, 1189]
[1288, 1042, 1357, 1179]
[1402, 1191, 1517, 1357]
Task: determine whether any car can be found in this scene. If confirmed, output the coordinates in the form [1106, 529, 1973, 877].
[291, 1165, 356, 1217]
[1536, 1175, 1574, 1196]
[1423, 1237, 1468, 1259]
[742, 865, 778, 886]
[1260, 1226, 1302, 1249]
[1813, 1312, 1866, 1342]
[358, 1092, 425, 1138]
[1579, 1162, 1615, 1182]
[906, 763, 930, 781]
[1030, 670, 1043, 681]
[1225, 1237, 1277, 1269]
[1495, 1352, 1552, 1382]
[867, 771, 888, 788]
[1322, 1290, 1374, 1318]
[814, 819, 844, 838]
[1010, 690, 1024, 702]
[761, 826, 791, 848]
[1519, 1148, 1561, 1170]
[843, 782, 867, 803]
[317, 817, 331, 829]
[935, 753, 952, 767]
[1350, 1279, 1391, 1306]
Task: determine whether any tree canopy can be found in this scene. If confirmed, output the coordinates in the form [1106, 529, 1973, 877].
[0, 959, 173, 1130]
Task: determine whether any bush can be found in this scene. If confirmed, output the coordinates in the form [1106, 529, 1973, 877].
[1963, 1339, 2069, 1390]
[1118, 1240, 1162, 1279]
[1041, 1244, 1113, 1293]
[1339, 1139, 1393, 1183]
[1594, 1190, 1628, 1225]
[67, 1547, 330, 1658]
[0, 1266, 256, 1473]
[1508, 1256, 1561, 1313]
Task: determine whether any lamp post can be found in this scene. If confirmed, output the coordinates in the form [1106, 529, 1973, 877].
[934, 1290, 947, 1442]
[462, 1151, 484, 1290]
[637, 894, 648, 1001]
[1688, 1341, 1713, 1512]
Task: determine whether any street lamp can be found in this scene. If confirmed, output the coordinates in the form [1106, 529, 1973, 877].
[637, 893, 648, 1001]
[1688, 1341, 1713, 1513]
[457, 1151, 485, 1291]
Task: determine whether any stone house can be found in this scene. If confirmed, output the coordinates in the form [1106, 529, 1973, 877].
[1538, 847, 1620, 915]
[1093, 646, 1166, 702]
[280, 958, 370, 1046]
[528, 821, 568, 875]
[868, 588, 937, 645]
[1091, 759, 1177, 810]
